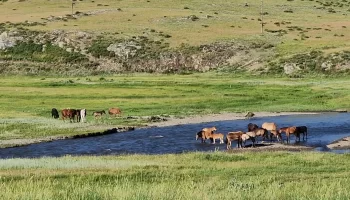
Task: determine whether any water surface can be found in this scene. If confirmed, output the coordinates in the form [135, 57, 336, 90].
[0, 113, 349, 158]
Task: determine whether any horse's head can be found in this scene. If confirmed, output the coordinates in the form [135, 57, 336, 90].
[211, 127, 217, 133]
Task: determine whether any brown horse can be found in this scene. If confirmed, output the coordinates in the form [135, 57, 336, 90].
[61, 109, 76, 123]
[210, 133, 224, 144]
[262, 122, 281, 142]
[241, 131, 256, 147]
[226, 131, 244, 149]
[296, 126, 308, 140]
[109, 107, 122, 117]
[200, 127, 217, 142]
[253, 128, 269, 143]
[247, 123, 258, 132]
[279, 126, 300, 143]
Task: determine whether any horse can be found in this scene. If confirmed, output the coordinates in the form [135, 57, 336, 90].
[109, 107, 122, 117]
[241, 131, 256, 147]
[80, 109, 86, 123]
[210, 133, 224, 144]
[296, 126, 308, 140]
[253, 128, 269, 143]
[225, 131, 244, 149]
[247, 123, 259, 132]
[51, 108, 59, 119]
[75, 109, 81, 122]
[61, 108, 76, 122]
[196, 131, 207, 143]
[93, 110, 106, 119]
[262, 122, 281, 142]
[245, 112, 255, 119]
[200, 127, 217, 142]
[279, 126, 300, 144]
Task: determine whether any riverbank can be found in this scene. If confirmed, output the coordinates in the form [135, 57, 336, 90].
[327, 136, 350, 150]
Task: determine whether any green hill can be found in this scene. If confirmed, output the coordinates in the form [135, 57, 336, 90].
[1, 0, 350, 75]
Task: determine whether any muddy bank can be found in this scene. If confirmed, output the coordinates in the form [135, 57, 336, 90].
[327, 136, 350, 150]
[0, 126, 135, 149]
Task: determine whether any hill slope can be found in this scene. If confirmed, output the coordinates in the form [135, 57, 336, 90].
[1, 0, 350, 75]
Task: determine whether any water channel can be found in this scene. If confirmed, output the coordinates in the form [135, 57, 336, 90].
[0, 112, 349, 158]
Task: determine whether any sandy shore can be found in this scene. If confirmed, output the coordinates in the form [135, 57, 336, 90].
[149, 111, 318, 127]
[327, 136, 350, 150]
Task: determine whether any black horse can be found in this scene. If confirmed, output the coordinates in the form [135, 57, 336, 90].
[51, 108, 59, 119]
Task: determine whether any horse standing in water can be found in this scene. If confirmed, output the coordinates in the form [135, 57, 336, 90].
[225, 131, 244, 149]
[262, 122, 281, 142]
[279, 126, 300, 144]
[296, 126, 308, 140]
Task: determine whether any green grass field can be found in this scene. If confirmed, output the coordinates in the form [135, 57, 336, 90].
[0, 151, 349, 199]
[0, 74, 349, 141]
[1, 0, 350, 55]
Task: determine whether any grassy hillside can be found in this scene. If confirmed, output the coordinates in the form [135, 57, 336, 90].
[1, 0, 350, 55]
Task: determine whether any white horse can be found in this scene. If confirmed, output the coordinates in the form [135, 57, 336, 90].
[80, 109, 86, 123]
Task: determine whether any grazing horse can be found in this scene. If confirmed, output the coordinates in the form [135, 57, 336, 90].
[75, 109, 81, 122]
[262, 122, 281, 142]
[296, 126, 308, 140]
[80, 109, 86, 123]
[51, 108, 59, 119]
[279, 126, 300, 144]
[253, 128, 269, 143]
[226, 131, 244, 149]
[109, 107, 122, 117]
[93, 110, 106, 119]
[247, 123, 259, 132]
[61, 109, 76, 122]
[241, 131, 256, 147]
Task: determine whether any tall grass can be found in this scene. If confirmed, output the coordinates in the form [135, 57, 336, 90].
[0, 152, 349, 199]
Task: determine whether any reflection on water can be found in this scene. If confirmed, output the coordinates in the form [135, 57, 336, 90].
[0, 113, 349, 158]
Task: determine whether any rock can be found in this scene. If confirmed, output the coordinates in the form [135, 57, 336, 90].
[283, 63, 300, 75]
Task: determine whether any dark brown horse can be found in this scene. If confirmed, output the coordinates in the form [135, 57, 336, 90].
[279, 126, 300, 143]
[247, 123, 258, 132]
[296, 126, 308, 140]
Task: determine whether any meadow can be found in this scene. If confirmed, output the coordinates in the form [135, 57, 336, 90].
[0, 73, 349, 143]
[0, 151, 349, 199]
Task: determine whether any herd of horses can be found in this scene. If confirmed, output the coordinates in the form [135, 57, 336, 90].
[51, 107, 122, 122]
[196, 122, 308, 149]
